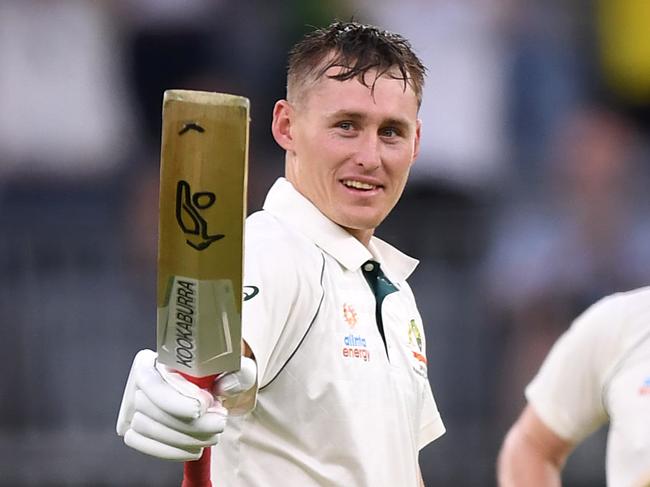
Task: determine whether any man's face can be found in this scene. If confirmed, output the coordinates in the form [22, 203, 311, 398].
[273, 68, 421, 244]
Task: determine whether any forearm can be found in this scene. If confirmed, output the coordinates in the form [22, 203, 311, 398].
[497, 431, 562, 487]
[497, 406, 572, 487]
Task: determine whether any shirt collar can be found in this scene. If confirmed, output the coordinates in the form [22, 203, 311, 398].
[262, 178, 418, 283]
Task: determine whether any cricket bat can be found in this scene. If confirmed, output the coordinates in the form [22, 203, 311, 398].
[156, 89, 249, 487]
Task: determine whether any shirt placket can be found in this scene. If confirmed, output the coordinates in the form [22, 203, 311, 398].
[361, 260, 398, 360]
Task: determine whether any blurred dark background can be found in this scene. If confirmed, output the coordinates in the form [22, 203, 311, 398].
[1, 1, 650, 485]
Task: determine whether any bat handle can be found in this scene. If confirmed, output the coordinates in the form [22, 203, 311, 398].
[182, 449, 212, 487]
[178, 373, 219, 487]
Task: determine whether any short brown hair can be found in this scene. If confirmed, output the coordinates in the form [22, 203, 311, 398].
[286, 21, 426, 107]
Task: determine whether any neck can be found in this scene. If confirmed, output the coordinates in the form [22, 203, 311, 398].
[345, 226, 373, 247]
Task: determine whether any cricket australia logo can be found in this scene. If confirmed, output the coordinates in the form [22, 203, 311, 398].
[408, 319, 427, 377]
[408, 319, 423, 352]
[176, 180, 225, 250]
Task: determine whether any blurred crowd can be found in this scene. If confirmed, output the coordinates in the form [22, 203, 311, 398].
[1, 1, 649, 486]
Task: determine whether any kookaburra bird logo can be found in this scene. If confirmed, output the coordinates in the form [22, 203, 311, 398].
[175, 180, 224, 250]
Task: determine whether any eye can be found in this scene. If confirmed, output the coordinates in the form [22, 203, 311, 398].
[338, 121, 354, 131]
[380, 127, 400, 138]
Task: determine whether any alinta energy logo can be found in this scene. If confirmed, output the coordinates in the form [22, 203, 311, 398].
[341, 302, 370, 362]
[176, 180, 225, 250]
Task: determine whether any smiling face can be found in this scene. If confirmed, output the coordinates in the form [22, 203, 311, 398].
[271, 68, 421, 245]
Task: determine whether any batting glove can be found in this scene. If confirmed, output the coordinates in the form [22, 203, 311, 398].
[116, 349, 256, 461]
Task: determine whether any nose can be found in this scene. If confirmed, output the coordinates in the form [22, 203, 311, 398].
[354, 133, 381, 170]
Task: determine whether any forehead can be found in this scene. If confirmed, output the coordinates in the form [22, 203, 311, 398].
[299, 67, 419, 118]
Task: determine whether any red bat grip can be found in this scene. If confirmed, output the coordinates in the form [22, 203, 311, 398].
[178, 373, 219, 487]
[182, 449, 212, 487]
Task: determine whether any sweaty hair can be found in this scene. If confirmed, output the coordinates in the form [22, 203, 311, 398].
[286, 21, 426, 107]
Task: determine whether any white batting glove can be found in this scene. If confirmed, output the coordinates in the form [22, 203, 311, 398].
[116, 349, 257, 461]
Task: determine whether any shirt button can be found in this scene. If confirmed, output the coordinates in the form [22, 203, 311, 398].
[363, 262, 375, 272]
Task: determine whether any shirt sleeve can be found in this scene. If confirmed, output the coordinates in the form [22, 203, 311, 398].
[418, 380, 446, 449]
[525, 293, 624, 442]
[242, 213, 324, 389]
[399, 284, 446, 449]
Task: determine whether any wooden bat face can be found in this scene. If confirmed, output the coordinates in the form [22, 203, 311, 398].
[156, 90, 249, 378]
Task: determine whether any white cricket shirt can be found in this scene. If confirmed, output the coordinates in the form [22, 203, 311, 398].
[213, 178, 445, 486]
[526, 287, 650, 487]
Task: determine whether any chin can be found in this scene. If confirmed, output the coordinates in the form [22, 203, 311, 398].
[339, 216, 384, 233]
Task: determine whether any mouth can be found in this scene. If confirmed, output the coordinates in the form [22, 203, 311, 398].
[341, 179, 381, 191]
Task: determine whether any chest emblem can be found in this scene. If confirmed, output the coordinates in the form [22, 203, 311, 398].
[407, 319, 428, 377]
[340, 303, 369, 362]
[408, 319, 423, 352]
[343, 303, 358, 328]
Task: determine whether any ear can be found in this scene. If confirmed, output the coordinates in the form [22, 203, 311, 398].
[271, 100, 294, 151]
[412, 119, 422, 164]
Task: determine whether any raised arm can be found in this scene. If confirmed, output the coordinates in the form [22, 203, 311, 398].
[497, 405, 574, 487]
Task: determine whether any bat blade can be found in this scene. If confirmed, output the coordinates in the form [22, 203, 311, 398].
[156, 89, 249, 380]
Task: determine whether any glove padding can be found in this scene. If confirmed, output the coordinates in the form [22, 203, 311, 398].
[116, 349, 256, 461]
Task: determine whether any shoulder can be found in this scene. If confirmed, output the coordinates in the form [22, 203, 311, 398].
[606, 286, 650, 312]
[575, 287, 650, 339]
[529, 288, 650, 384]
[554, 286, 650, 383]
[596, 287, 650, 354]
[245, 210, 325, 282]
